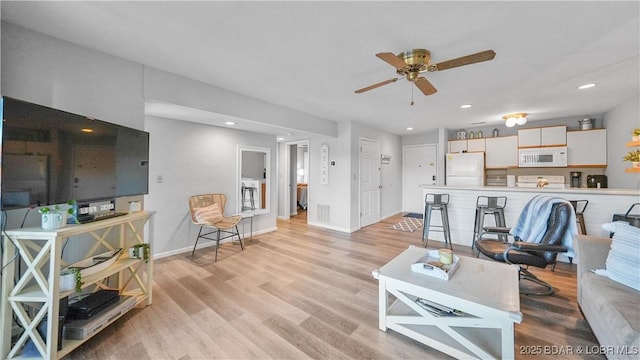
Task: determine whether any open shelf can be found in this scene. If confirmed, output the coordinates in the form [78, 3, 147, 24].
[1, 212, 155, 359]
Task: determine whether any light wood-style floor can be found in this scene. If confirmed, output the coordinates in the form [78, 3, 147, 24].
[67, 211, 603, 359]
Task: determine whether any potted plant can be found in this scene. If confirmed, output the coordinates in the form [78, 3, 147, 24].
[633, 128, 640, 142]
[60, 267, 83, 292]
[623, 149, 640, 168]
[128, 243, 151, 263]
[39, 200, 78, 230]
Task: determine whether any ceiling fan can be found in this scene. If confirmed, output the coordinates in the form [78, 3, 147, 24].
[355, 49, 496, 96]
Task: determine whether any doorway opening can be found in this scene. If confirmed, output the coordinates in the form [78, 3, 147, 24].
[285, 140, 309, 222]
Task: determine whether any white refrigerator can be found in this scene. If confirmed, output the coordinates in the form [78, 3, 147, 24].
[446, 152, 485, 186]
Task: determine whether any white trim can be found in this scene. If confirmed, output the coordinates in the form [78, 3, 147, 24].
[153, 226, 278, 259]
[307, 221, 353, 233]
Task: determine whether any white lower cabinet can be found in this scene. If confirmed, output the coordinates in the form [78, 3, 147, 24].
[567, 129, 607, 167]
[1, 212, 154, 359]
[485, 136, 518, 168]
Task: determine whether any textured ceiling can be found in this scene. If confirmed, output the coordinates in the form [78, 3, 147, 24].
[2, 1, 639, 137]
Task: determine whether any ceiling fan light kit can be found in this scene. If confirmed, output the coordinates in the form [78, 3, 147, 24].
[355, 49, 496, 97]
[503, 112, 528, 127]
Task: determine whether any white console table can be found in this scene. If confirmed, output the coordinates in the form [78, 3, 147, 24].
[1, 211, 155, 359]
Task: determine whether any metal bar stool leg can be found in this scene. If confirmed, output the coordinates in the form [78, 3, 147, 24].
[441, 205, 452, 250]
[422, 204, 432, 247]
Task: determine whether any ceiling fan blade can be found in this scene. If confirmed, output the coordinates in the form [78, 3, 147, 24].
[414, 77, 437, 96]
[354, 78, 399, 93]
[430, 50, 496, 71]
[375, 52, 407, 70]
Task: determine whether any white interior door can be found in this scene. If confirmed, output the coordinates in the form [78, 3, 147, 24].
[403, 144, 438, 214]
[360, 139, 380, 227]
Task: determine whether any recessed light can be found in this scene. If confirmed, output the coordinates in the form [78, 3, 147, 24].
[406, 127, 414, 131]
[276, 137, 284, 141]
[577, 83, 596, 90]
[225, 121, 236, 125]
[81, 128, 94, 133]
[460, 104, 472, 109]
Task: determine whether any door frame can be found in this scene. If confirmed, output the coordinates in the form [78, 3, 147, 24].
[283, 139, 309, 220]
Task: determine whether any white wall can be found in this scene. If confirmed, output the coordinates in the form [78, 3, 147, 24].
[143, 67, 338, 137]
[306, 122, 352, 231]
[605, 96, 640, 189]
[145, 115, 277, 256]
[1, 23, 144, 130]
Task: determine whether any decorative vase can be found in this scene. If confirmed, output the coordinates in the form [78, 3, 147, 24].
[59, 272, 75, 292]
[41, 213, 66, 230]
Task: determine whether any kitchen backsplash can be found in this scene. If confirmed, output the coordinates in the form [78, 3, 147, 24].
[486, 167, 607, 188]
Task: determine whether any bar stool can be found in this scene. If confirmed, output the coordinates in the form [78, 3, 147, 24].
[472, 196, 507, 249]
[570, 200, 588, 235]
[241, 183, 256, 210]
[422, 193, 452, 249]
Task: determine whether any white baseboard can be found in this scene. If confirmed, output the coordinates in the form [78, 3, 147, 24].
[153, 226, 278, 260]
[306, 221, 352, 233]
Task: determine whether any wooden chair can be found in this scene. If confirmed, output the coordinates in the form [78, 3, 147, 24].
[189, 193, 243, 261]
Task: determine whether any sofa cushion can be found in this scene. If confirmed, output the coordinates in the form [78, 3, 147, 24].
[580, 271, 640, 348]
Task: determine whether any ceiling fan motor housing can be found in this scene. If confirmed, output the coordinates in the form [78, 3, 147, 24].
[399, 49, 431, 65]
[397, 49, 430, 78]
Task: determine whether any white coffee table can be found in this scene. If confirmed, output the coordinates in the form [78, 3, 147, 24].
[372, 245, 522, 359]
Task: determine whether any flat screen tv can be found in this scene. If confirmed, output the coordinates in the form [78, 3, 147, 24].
[0, 96, 149, 210]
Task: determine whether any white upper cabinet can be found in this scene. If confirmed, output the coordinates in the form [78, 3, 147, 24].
[567, 129, 607, 167]
[448, 140, 467, 153]
[541, 126, 567, 146]
[517, 128, 541, 148]
[467, 138, 486, 152]
[518, 126, 567, 147]
[485, 136, 518, 168]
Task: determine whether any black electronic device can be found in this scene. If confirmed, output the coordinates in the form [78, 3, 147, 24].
[0, 96, 150, 210]
[68, 290, 120, 319]
[586, 174, 608, 188]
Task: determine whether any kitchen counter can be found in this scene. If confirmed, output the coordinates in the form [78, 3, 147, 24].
[420, 185, 640, 196]
[418, 185, 640, 262]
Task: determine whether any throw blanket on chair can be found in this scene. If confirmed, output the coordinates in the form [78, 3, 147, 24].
[510, 195, 578, 257]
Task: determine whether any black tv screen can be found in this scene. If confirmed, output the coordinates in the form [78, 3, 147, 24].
[0, 97, 149, 210]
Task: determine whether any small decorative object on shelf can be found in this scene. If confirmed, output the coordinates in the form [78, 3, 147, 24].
[39, 200, 77, 230]
[477, 130, 483, 138]
[411, 249, 460, 280]
[624, 133, 640, 173]
[623, 149, 640, 167]
[128, 243, 151, 263]
[457, 130, 466, 140]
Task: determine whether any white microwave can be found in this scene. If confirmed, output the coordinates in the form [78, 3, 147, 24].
[518, 146, 568, 167]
